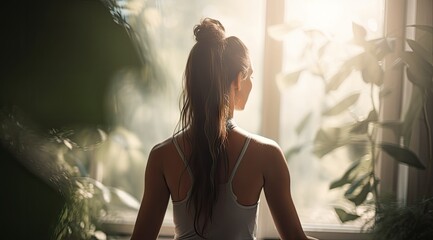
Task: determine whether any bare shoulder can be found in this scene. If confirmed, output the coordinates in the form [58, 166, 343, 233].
[236, 128, 284, 161]
[238, 131, 288, 180]
[151, 137, 174, 153]
[249, 133, 279, 148]
[147, 136, 176, 165]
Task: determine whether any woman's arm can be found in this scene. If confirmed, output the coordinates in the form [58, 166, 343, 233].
[131, 146, 170, 240]
[263, 144, 309, 240]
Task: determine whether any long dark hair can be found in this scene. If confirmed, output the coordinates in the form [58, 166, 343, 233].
[178, 18, 250, 237]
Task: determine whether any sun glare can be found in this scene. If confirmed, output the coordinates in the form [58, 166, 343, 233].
[304, 1, 345, 31]
[286, 0, 382, 41]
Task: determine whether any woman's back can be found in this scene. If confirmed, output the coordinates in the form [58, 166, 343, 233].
[161, 128, 266, 206]
[153, 127, 276, 239]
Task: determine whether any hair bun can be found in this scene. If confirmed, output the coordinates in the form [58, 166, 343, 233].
[194, 18, 225, 44]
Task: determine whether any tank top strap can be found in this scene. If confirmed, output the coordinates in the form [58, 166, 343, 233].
[229, 137, 251, 183]
[172, 135, 193, 177]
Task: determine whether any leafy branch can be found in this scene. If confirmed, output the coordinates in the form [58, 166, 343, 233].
[271, 22, 432, 225]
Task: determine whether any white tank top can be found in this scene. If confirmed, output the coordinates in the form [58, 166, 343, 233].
[172, 136, 258, 240]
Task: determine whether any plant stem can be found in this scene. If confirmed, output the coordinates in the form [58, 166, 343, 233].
[369, 132, 381, 213]
[370, 82, 377, 114]
[369, 82, 380, 216]
[423, 94, 432, 197]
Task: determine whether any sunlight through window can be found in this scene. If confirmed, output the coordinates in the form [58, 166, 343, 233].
[277, 0, 385, 231]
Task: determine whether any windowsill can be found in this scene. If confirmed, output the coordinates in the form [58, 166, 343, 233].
[303, 224, 371, 240]
[259, 224, 371, 240]
[101, 216, 372, 240]
[161, 223, 372, 240]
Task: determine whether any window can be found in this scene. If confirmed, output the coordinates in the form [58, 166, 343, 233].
[261, 0, 385, 236]
[258, 0, 431, 239]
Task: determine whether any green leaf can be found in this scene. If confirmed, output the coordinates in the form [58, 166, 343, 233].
[401, 51, 433, 89]
[334, 208, 360, 223]
[277, 70, 303, 90]
[361, 54, 384, 86]
[330, 159, 361, 189]
[401, 51, 433, 74]
[325, 53, 367, 93]
[330, 177, 349, 190]
[407, 68, 432, 90]
[313, 125, 369, 158]
[325, 67, 352, 93]
[295, 112, 312, 135]
[348, 143, 372, 161]
[407, 39, 433, 66]
[407, 25, 433, 35]
[367, 110, 379, 121]
[313, 127, 352, 158]
[347, 181, 371, 206]
[417, 34, 433, 54]
[323, 93, 361, 116]
[344, 173, 370, 196]
[313, 128, 341, 157]
[379, 143, 425, 169]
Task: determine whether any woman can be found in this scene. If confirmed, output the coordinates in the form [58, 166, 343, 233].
[131, 18, 310, 240]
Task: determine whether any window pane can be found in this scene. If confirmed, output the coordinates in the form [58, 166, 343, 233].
[279, 0, 385, 229]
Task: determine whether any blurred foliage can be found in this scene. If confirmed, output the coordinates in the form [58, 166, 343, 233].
[53, 178, 108, 240]
[271, 21, 432, 227]
[53, 176, 140, 240]
[372, 196, 433, 240]
[0, 0, 158, 130]
[0, 0, 161, 239]
[1, 109, 140, 240]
